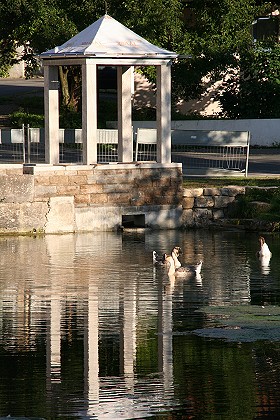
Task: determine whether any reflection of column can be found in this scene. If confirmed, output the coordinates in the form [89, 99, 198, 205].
[51, 297, 61, 380]
[120, 282, 136, 392]
[84, 282, 99, 407]
[158, 277, 174, 394]
[45, 235, 76, 390]
[46, 293, 61, 388]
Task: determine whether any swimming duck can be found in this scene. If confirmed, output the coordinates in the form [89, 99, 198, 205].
[257, 236, 272, 259]
[166, 254, 202, 277]
[153, 251, 168, 265]
[153, 246, 182, 267]
[171, 246, 182, 268]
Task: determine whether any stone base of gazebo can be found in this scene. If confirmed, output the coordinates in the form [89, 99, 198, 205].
[0, 163, 183, 234]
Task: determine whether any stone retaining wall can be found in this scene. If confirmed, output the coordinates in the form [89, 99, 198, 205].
[182, 186, 246, 227]
[0, 163, 183, 234]
[0, 164, 273, 233]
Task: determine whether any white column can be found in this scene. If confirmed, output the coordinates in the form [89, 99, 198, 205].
[156, 62, 172, 163]
[117, 66, 133, 162]
[82, 60, 98, 164]
[44, 65, 60, 164]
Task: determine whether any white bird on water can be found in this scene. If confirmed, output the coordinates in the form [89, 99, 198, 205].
[153, 246, 182, 268]
[257, 236, 272, 259]
[257, 236, 272, 275]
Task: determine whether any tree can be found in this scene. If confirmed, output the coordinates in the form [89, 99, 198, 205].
[0, 1, 78, 76]
[220, 42, 280, 118]
[0, 0, 279, 118]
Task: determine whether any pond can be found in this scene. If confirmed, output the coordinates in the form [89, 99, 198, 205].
[0, 229, 280, 419]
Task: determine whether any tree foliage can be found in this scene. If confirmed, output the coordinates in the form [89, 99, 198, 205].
[0, 0, 279, 118]
[220, 42, 280, 118]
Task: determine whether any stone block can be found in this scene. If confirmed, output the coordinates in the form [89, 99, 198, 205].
[34, 185, 57, 199]
[0, 175, 34, 203]
[221, 186, 246, 196]
[95, 174, 121, 184]
[56, 185, 81, 195]
[193, 208, 212, 220]
[203, 188, 221, 196]
[195, 196, 215, 208]
[34, 175, 51, 185]
[182, 197, 194, 209]
[103, 183, 133, 194]
[145, 206, 183, 229]
[80, 184, 104, 194]
[75, 205, 121, 231]
[182, 209, 195, 226]
[107, 193, 132, 205]
[213, 209, 225, 220]
[49, 175, 69, 185]
[45, 196, 75, 233]
[74, 194, 91, 205]
[19, 202, 49, 232]
[0, 202, 48, 233]
[250, 201, 271, 213]
[90, 193, 109, 204]
[67, 174, 87, 185]
[153, 176, 171, 188]
[214, 195, 235, 208]
[6, 168, 23, 176]
[0, 203, 20, 232]
[183, 188, 204, 197]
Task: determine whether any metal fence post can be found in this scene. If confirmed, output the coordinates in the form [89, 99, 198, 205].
[27, 124, 31, 163]
[22, 124, 26, 163]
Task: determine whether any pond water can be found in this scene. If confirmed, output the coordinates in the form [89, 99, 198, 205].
[0, 229, 280, 419]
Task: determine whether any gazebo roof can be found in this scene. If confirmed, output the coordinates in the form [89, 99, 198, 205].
[41, 14, 177, 60]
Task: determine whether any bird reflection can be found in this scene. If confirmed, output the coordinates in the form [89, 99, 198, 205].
[259, 255, 271, 275]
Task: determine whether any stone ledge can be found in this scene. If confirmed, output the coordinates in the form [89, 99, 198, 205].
[23, 162, 182, 174]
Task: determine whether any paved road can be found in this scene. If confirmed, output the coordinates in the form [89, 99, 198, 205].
[0, 78, 279, 176]
[0, 78, 44, 96]
[247, 148, 280, 177]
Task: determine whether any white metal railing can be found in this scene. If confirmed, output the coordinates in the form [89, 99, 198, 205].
[135, 128, 250, 177]
[0, 126, 250, 176]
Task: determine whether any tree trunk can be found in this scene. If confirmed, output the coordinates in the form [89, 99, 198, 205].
[59, 66, 70, 108]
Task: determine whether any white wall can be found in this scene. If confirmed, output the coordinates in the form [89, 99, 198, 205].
[107, 119, 280, 147]
[172, 119, 280, 147]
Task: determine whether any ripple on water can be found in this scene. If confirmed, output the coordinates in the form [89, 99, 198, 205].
[0, 231, 280, 419]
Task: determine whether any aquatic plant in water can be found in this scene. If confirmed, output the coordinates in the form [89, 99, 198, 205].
[193, 305, 280, 342]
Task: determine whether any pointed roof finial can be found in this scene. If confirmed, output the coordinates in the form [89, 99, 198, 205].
[105, 1, 108, 14]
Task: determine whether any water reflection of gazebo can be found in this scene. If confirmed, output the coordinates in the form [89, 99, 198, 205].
[40, 14, 178, 165]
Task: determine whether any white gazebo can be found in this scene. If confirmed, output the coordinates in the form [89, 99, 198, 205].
[40, 14, 178, 165]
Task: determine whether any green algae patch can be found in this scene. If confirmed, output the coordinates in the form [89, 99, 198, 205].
[193, 305, 280, 342]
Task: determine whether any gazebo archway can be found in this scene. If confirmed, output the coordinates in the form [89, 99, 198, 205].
[40, 14, 177, 165]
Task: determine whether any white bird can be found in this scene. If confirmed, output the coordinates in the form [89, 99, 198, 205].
[257, 236, 272, 259]
[171, 246, 182, 268]
[153, 246, 182, 268]
[166, 254, 202, 277]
